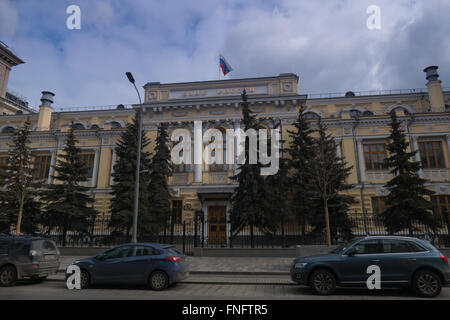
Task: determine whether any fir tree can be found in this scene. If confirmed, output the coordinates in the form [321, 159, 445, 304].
[109, 112, 151, 238]
[309, 119, 354, 246]
[382, 112, 436, 235]
[41, 125, 97, 246]
[263, 135, 290, 246]
[0, 119, 40, 235]
[229, 90, 268, 247]
[147, 123, 173, 235]
[286, 105, 316, 235]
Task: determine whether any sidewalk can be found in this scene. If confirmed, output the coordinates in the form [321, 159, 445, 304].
[50, 256, 295, 284]
[58, 256, 293, 273]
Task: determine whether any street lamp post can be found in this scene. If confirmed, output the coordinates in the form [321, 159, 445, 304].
[126, 72, 143, 243]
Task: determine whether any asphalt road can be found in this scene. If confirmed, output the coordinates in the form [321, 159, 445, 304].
[1, 278, 450, 300]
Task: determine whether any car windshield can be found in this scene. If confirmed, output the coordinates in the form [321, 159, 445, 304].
[330, 241, 354, 254]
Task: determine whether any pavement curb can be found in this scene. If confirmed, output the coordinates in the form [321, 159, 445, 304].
[46, 278, 296, 285]
[57, 270, 290, 276]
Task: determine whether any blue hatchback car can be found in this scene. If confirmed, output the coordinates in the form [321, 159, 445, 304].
[291, 236, 450, 297]
[68, 243, 189, 290]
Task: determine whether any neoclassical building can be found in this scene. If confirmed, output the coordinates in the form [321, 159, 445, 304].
[1, 44, 449, 243]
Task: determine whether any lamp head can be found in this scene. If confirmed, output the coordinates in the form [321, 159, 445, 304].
[126, 72, 135, 84]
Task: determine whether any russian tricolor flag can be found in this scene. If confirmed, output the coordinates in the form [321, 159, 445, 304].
[219, 55, 233, 76]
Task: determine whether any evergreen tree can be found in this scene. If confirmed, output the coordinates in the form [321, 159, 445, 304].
[382, 112, 436, 235]
[309, 119, 354, 246]
[286, 105, 317, 235]
[41, 125, 97, 246]
[229, 89, 268, 247]
[109, 112, 151, 238]
[147, 123, 173, 235]
[0, 119, 40, 235]
[263, 133, 290, 246]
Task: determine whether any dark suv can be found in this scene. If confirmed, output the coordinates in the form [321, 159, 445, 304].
[0, 236, 60, 286]
[291, 236, 450, 297]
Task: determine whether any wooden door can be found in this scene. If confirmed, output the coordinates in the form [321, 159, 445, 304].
[208, 206, 227, 245]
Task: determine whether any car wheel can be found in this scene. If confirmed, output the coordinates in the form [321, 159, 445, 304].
[310, 269, 336, 296]
[80, 269, 90, 289]
[149, 271, 169, 291]
[0, 265, 17, 287]
[414, 270, 441, 298]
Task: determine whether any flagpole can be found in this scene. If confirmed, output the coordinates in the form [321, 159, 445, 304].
[218, 52, 221, 80]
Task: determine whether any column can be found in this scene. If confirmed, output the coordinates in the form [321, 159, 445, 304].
[47, 149, 57, 184]
[234, 120, 242, 175]
[356, 138, 366, 182]
[109, 148, 117, 186]
[447, 135, 450, 164]
[194, 120, 202, 183]
[91, 148, 100, 188]
[411, 136, 423, 178]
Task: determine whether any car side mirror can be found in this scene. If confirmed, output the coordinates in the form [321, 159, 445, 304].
[345, 247, 357, 256]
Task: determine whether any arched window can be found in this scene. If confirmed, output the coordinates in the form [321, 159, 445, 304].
[72, 123, 85, 130]
[1, 126, 16, 134]
[111, 121, 122, 129]
[350, 109, 362, 118]
[90, 124, 100, 130]
[304, 112, 320, 120]
[391, 107, 410, 115]
[362, 111, 374, 117]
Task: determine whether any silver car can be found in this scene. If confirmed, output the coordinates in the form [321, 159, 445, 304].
[0, 236, 60, 286]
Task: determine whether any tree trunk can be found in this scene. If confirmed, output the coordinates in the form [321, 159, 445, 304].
[324, 199, 331, 247]
[250, 224, 254, 248]
[16, 194, 24, 235]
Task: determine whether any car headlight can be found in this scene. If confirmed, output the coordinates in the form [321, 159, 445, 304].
[294, 262, 308, 269]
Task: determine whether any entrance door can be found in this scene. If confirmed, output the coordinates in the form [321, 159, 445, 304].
[208, 206, 227, 245]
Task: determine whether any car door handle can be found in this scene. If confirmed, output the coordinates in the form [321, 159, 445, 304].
[370, 259, 380, 262]
[407, 258, 417, 261]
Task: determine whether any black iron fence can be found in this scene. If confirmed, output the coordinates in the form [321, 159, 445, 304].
[41, 214, 450, 255]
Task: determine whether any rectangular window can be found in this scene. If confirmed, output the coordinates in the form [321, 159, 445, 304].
[432, 195, 450, 224]
[0, 156, 8, 168]
[174, 163, 187, 173]
[33, 154, 51, 180]
[80, 153, 95, 179]
[363, 144, 387, 170]
[371, 196, 387, 217]
[171, 200, 182, 224]
[419, 141, 445, 169]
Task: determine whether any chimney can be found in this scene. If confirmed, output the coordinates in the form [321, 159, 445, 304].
[37, 91, 54, 131]
[424, 66, 445, 112]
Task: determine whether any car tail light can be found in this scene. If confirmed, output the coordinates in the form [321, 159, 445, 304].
[165, 256, 182, 263]
[440, 256, 448, 264]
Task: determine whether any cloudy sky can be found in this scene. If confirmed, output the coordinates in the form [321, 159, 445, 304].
[0, 0, 449, 109]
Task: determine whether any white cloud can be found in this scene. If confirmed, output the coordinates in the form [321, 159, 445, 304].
[0, 0, 18, 37]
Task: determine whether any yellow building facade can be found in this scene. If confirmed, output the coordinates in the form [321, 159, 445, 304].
[1, 45, 449, 243]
